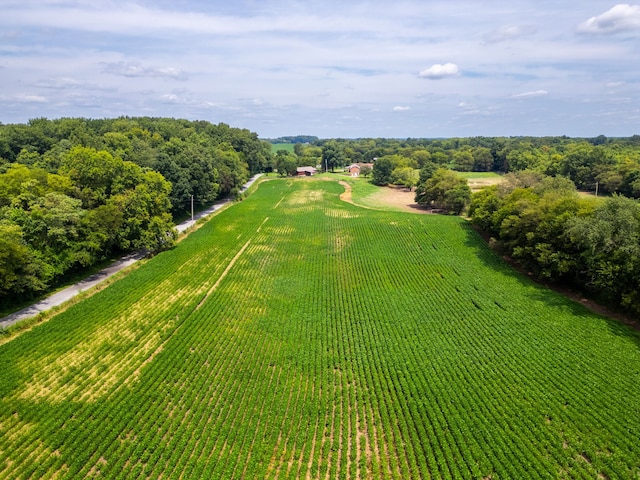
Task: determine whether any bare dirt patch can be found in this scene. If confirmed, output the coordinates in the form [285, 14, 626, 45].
[340, 182, 431, 214]
[467, 177, 503, 191]
[372, 186, 432, 214]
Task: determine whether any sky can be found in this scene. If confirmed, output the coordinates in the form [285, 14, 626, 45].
[1, 1, 640, 139]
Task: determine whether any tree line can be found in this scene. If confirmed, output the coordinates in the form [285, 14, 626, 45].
[468, 172, 640, 317]
[0, 117, 271, 307]
[309, 135, 640, 197]
[267, 135, 640, 217]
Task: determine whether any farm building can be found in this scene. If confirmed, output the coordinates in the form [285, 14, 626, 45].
[297, 166, 318, 176]
[346, 163, 373, 177]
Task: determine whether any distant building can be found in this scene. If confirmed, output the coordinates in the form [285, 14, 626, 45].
[346, 163, 374, 177]
[297, 166, 317, 176]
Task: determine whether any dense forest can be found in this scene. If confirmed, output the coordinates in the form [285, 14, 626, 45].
[0, 117, 271, 307]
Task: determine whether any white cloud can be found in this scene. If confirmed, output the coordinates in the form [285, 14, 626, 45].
[577, 4, 640, 35]
[160, 94, 180, 103]
[510, 90, 548, 98]
[392, 106, 410, 111]
[418, 63, 460, 80]
[13, 93, 48, 103]
[33, 77, 83, 89]
[484, 25, 538, 43]
[104, 62, 188, 80]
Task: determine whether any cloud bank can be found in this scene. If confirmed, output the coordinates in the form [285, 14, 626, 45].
[0, 1, 639, 137]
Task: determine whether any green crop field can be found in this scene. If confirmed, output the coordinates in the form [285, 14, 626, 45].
[1, 177, 639, 479]
[271, 143, 295, 153]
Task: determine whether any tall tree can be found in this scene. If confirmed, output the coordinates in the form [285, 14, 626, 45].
[391, 166, 419, 191]
[371, 157, 394, 185]
[0, 222, 49, 297]
[321, 141, 345, 172]
[567, 195, 640, 311]
[415, 168, 470, 214]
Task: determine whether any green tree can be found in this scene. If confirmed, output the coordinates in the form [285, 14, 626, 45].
[321, 141, 346, 172]
[413, 162, 439, 203]
[411, 149, 431, 168]
[108, 170, 175, 252]
[391, 166, 419, 191]
[0, 222, 50, 297]
[59, 146, 124, 208]
[371, 157, 393, 185]
[157, 137, 221, 212]
[293, 143, 306, 156]
[451, 149, 474, 171]
[360, 164, 372, 177]
[0, 164, 49, 208]
[275, 151, 298, 176]
[415, 168, 471, 214]
[472, 147, 494, 172]
[79, 203, 124, 260]
[214, 143, 249, 196]
[567, 195, 640, 312]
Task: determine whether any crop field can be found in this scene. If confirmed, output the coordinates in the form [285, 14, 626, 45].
[0, 177, 639, 479]
[271, 143, 296, 153]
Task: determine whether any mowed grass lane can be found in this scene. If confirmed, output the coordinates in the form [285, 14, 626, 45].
[0, 177, 639, 479]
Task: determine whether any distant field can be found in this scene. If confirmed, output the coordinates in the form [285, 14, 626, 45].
[0, 177, 638, 479]
[455, 171, 503, 179]
[455, 171, 504, 190]
[271, 142, 295, 153]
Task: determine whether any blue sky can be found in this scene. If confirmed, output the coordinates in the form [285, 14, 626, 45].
[1, 1, 639, 138]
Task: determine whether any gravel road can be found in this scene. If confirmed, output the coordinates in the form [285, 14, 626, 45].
[0, 174, 263, 329]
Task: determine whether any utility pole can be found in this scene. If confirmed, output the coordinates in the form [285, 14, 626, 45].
[595, 182, 599, 197]
[191, 195, 194, 221]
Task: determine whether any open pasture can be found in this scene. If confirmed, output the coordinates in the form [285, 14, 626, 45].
[0, 177, 638, 479]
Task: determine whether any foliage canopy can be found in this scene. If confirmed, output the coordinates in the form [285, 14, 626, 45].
[0, 117, 269, 307]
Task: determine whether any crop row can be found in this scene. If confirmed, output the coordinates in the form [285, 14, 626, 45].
[0, 178, 638, 478]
